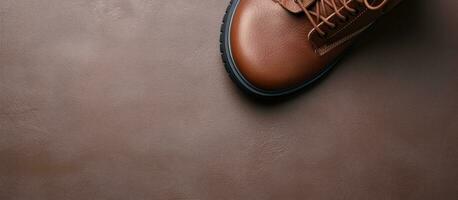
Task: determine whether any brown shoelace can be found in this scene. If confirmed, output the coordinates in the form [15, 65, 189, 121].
[294, 0, 388, 35]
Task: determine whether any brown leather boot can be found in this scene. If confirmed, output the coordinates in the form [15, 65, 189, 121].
[220, 0, 402, 97]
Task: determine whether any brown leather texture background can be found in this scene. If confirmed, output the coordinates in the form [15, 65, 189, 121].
[1, 0, 457, 199]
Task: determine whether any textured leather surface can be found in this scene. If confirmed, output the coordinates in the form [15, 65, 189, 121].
[230, 0, 403, 91]
[231, 0, 347, 90]
[1, 0, 457, 199]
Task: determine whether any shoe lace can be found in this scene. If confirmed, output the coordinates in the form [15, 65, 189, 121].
[294, 0, 388, 36]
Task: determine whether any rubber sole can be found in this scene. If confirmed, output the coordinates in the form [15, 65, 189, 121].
[219, 0, 337, 98]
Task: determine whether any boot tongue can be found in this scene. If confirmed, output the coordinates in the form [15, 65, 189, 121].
[277, 0, 348, 16]
[276, 0, 316, 13]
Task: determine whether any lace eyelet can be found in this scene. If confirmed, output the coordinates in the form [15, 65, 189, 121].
[319, 33, 327, 39]
[339, 17, 347, 23]
[350, 7, 359, 15]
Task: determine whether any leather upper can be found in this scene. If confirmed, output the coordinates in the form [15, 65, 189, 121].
[230, 0, 402, 91]
[276, 0, 315, 13]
